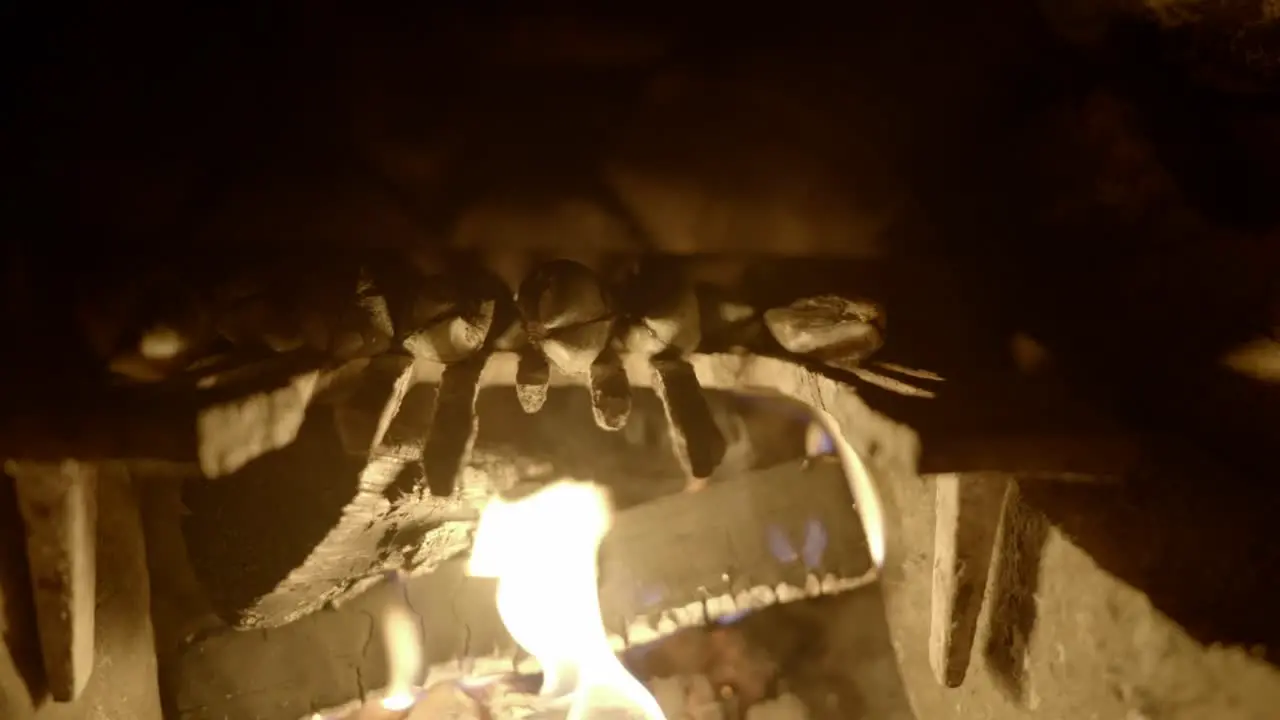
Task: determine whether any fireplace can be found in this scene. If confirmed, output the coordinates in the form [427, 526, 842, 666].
[5, 3, 1280, 719]
[157, 372, 909, 720]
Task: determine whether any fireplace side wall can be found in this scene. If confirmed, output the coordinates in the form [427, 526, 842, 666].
[0, 475, 163, 720]
[883, 477, 1280, 720]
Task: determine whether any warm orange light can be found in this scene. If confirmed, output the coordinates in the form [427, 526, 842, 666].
[469, 481, 666, 719]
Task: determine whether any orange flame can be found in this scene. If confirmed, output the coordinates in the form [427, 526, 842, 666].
[469, 481, 666, 719]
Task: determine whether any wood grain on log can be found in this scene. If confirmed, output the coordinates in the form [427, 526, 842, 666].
[598, 458, 874, 640]
[229, 359, 487, 629]
[393, 458, 876, 661]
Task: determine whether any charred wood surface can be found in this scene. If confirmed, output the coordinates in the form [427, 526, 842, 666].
[179, 358, 810, 629]
[171, 458, 874, 720]
[176, 344, 1144, 630]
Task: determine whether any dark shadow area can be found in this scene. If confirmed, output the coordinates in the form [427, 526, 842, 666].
[1022, 468, 1280, 670]
[1099, 20, 1280, 234]
[181, 409, 362, 624]
[983, 484, 1051, 703]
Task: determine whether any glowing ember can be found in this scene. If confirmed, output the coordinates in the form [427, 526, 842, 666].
[469, 481, 666, 720]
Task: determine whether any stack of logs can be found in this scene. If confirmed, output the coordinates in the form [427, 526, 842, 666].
[3, 252, 1141, 708]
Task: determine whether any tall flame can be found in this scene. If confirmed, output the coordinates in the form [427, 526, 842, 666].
[469, 481, 666, 720]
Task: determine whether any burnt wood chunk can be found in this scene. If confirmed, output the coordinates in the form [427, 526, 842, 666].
[7, 460, 98, 701]
[928, 473, 1010, 688]
[650, 355, 727, 479]
[198, 359, 481, 629]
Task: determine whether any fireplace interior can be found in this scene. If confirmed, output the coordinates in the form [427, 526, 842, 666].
[4, 1, 1280, 718]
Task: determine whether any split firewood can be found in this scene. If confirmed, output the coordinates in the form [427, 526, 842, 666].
[517, 259, 630, 430]
[620, 267, 726, 481]
[649, 353, 726, 482]
[199, 358, 493, 630]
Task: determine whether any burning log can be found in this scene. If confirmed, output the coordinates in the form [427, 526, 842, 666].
[184, 457, 889, 720]
[183, 343, 1144, 630]
[204, 358, 482, 629]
